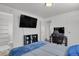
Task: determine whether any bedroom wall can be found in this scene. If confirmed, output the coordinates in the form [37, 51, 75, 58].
[0, 4, 45, 48]
[45, 21, 52, 40]
[46, 10, 79, 46]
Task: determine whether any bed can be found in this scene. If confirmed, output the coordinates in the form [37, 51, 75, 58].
[9, 41, 67, 56]
[67, 45, 79, 56]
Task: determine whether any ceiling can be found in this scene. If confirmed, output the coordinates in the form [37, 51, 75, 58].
[1, 3, 79, 19]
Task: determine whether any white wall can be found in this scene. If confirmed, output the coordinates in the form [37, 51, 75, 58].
[44, 21, 51, 40]
[0, 4, 44, 48]
[40, 21, 46, 41]
[47, 10, 79, 46]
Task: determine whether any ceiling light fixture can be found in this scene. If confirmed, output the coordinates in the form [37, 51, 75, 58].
[45, 0, 53, 7]
[45, 3, 53, 7]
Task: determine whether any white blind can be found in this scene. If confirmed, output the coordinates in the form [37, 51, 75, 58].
[0, 12, 13, 50]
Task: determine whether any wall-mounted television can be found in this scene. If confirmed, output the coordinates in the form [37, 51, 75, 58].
[54, 27, 64, 34]
[19, 15, 37, 28]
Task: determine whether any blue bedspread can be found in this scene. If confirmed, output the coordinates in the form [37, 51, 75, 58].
[9, 41, 46, 56]
[67, 45, 79, 56]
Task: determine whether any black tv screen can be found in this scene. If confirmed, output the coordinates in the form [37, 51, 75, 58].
[54, 27, 64, 34]
[19, 15, 37, 28]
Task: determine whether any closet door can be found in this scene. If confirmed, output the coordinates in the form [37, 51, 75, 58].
[0, 12, 13, 51]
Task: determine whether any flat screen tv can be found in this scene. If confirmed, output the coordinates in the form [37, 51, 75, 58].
[54, 27, 64, 34]
[19, 15, 37, 28]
